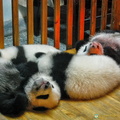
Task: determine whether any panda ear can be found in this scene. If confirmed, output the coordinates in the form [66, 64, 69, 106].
[35, 52, 45, 58]
[75, 40, 88, 51]
[0, 92, 28, 117]
[16, 61, 38, 78]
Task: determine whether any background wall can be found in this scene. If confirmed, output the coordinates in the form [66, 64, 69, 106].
[3, 0, 27, 22]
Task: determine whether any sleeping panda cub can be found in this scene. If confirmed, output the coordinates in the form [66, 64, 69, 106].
[75, 30, 120, 64]
[0, 58, 60, 116]
[29, 52, 120, 104]
[0, 44, 60, 64]
[0, 50, 120, 116]
[0, 44, 60, 116]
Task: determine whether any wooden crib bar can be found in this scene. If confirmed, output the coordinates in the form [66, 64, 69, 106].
[111, 0, 120, 30]
[100, 0, 108, 31]
[12, 0, 19, 46]
[90, 0, 97, 36]
[41, 0, 48, 44]
[66, 0, 73, 49]
[54, 0, 60, 49]
[27, 0, 34, 44]
[78, 0, 85, 40]
[0, 0, 4, 48]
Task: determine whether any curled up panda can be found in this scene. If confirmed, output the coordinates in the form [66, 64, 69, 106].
[0, 44, 60, 116]
[75, 30, 120, 64]
[0, 43, 120, 117]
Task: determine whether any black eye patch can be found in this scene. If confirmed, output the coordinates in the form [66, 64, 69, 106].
[36, 94, 49, 99]
[33, 107, 48, 111]
[35, 52, 45, 58]
[83, 46, 87, 52]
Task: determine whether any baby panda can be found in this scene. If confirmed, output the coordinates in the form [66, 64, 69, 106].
[75, 30, 120, 64]
[0, 44, 60, 116]
[1, 50, 120, 117]
[0, 58, 60, 116]
[0, 44, 60, 64]
[34, 52, 120, 102]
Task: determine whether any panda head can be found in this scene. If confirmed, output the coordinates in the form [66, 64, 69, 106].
[24, 73, 61, 111]
[76, 41, 92, 55]
[76, 40, 104, 55]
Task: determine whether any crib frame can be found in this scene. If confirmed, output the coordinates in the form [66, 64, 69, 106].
[0, 0, 120, 49]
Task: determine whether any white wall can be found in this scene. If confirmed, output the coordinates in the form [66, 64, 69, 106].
[3, 0, 27, 22]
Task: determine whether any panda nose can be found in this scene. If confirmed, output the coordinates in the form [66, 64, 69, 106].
[45, 82, 50, 89]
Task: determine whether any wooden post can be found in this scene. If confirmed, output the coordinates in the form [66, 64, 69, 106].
[12, 0, 19, 46]
[66, 0, 73, 49]
[54, 0, 60, 49]
[78, 0, 85, 40]
[0, 0, 4, 48]
[100, 0, 108, 31]
[111, 0, 120, 30]
[41, 0, 48, 44]
[90, 0, 97, 36]
[27, 0, 34, 44]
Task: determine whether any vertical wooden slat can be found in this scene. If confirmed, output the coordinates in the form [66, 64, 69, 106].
[111, 0, 120, 30]
[0, 0, 4, 48]
[100, 0, 108, 31]
[66, 0, 73, 49]
[27, 0, 34, 44]
[90, 0, 97, 36]
[78, 0, 85, 40]
[12, 0, 19, 46]
[72, 0, 79, 46]
[54, 0, 60, 49]
[41, 0, 48, 44]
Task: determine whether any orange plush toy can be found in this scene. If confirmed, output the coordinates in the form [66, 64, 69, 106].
[88, 42, 104, 55]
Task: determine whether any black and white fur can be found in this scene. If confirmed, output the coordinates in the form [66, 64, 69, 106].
[0, 59, 60, 116]
[20, 52, 120, 112]
[35, 52, 120, 99]
[0, 44, 60, 64]
[0, 58, 28, 116]
[13, 52, 120, 113]
[0, 44, 120, 116]
[76, 30, 120, 64]
[0, 44, 60, 116]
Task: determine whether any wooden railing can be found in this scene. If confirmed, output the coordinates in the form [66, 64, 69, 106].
[0, 0, 120, 49]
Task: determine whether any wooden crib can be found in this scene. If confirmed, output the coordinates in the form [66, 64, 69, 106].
[0, 0, 120, 120]
[0, 0, 120, 49]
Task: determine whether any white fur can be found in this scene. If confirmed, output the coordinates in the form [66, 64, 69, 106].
[77, 42, 92, 55]
[23, 44, 60, 62]
[36, 53, 120, 101]
[37, 52, 54, 74]
[25, 73, 61, 109]
[90, 32, 120, 50]
[0, 46, 18, 60]
[65, 55, 120, 99]
[0, 44, 60, 62]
